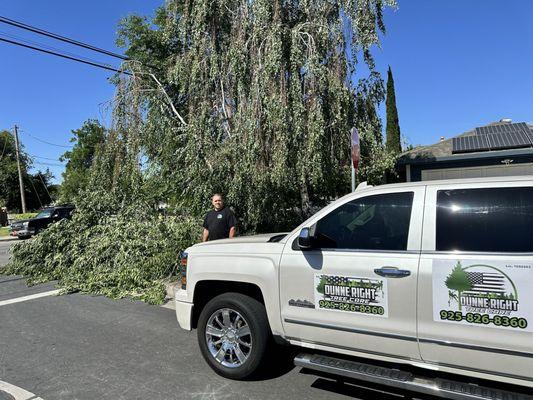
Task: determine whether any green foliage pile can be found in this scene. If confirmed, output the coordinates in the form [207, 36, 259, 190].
[5, 207, 199, 304]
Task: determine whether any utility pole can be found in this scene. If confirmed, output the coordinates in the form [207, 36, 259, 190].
[13, 125, 27, 213]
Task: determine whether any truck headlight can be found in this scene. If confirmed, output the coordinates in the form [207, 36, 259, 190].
[22, 221, 29, 228]
[179, 252, 188, 289]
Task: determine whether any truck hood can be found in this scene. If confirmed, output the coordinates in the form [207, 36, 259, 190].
[196, 233, 287, 246]
[188, 232, 289, 254]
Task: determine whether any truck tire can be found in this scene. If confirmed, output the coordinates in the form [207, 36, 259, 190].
[197, 292, 271, 380]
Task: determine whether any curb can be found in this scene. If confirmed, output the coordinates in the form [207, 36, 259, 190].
[0, 389, 14, 400]
[0, 380, 43, 400]
[161, 280, 178, 310]
[0, 237, 17, 242]
[163, 280, 178, 300]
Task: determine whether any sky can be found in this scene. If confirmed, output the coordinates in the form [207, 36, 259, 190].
[1, 1, 532, 183]
[374, 1, 533, 147]
[0, 0, 161, 183]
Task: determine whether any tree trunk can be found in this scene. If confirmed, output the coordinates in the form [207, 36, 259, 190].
[300, 180, 311, 218]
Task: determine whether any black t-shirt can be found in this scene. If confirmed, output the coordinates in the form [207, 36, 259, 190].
[203, 207, 236, 241]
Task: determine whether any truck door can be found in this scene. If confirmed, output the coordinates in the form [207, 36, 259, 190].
[280, 186, 425, 361]
[418, 182, 533, 382]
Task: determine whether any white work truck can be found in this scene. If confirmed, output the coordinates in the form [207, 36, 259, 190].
[175, 176, 533, 400]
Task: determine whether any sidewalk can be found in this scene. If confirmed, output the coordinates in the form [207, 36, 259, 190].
[0, 236, 17, 242]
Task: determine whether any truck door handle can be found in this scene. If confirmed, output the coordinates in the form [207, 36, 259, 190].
[374, 267, 411, 278]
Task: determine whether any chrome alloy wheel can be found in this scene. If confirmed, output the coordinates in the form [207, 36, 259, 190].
[205, 308, 252, 368]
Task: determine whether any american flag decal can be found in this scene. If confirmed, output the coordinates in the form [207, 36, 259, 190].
[465, 272, 506, 294]
[325, 276, 349, 285]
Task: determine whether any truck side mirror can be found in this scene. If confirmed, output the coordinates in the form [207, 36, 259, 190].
[298, 227, 313, 250]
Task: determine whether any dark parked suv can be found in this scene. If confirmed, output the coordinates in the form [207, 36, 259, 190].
[11, 205, 75, 239]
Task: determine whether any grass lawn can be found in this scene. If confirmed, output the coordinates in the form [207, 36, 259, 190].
[0, 227, 10, 237]
[11, 213, 37, 220]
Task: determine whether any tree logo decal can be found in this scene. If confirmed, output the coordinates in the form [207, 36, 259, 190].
[445, 261, 518, 312]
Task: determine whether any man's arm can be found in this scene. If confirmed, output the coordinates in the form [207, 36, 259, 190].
[202, 213, 210, 242]
[228, 210, 237, 239]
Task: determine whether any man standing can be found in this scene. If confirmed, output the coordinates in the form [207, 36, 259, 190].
[0, 207, 7, 227]
[202, 194, 236, 242]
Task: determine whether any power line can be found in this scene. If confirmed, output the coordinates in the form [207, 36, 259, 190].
[28, 173, 43, 208]
[34, 161, 65, 167]
[0, 36, 132, 75]
[31, 155, 66, 162]
[0, 29, 117, 68]
[38, 172, 52, 199]
[0, 15, 129, 61]
[0, 146, 66, 165]
[21, 130, 73, 148]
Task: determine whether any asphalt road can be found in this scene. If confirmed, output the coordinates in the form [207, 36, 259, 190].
[0, 241, 430, 400]
[0, 240, 13, 266]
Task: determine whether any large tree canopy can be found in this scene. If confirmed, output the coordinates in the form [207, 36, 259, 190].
[116, 0, 397, 232]
[0, 130, 55, 211]
[59, 119, 106, 202]
[0, 130, 24, 210]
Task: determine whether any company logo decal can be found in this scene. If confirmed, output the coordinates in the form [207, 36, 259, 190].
[314, 274, 388, 317]
[433, 260, 531, 331]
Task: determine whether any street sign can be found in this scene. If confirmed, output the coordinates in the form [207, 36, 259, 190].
[351, 127, 360, 171]
[350, 128, 360, 192]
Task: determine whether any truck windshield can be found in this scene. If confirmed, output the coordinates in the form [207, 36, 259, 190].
[34, 210, 53, 219]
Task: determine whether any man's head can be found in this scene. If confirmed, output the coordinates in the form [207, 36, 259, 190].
[211, 194, 224, 211]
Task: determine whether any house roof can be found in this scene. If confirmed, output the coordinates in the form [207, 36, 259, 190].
[399, 121, 533, 165]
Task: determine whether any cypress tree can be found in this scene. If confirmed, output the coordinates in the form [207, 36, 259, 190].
[385, 66, 402, 153]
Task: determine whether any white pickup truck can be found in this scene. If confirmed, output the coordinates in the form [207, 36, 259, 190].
[175, 176, 533, 400]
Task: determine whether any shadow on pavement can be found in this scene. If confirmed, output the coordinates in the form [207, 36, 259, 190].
[310, 377, 405, 399]
[247, 344, 299, 381]
[301, 369, 438, 400]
